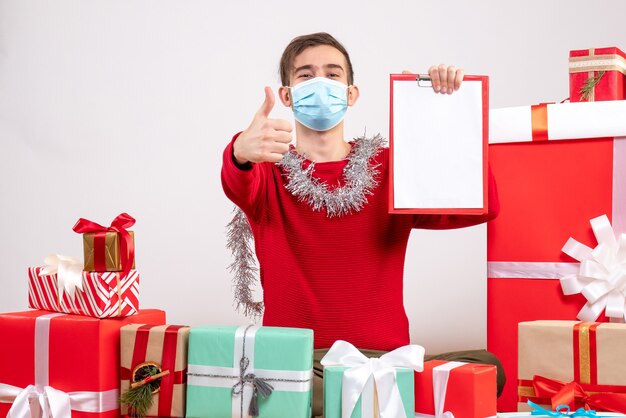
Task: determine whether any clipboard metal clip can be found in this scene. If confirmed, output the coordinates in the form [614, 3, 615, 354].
[416, 75, 433, 88]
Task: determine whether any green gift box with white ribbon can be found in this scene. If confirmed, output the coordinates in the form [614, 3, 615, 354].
[322, 340, 424, 418]
[186, 325, 313, 418]
[324, 366, 415, 418]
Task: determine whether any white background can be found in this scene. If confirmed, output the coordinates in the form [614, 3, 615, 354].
[1, 0, 625, 353]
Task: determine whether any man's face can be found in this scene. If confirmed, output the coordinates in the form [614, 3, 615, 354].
[289, 45, 350, 87]
[279, 44, 358, 110]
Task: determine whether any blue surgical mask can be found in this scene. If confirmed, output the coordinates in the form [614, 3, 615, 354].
[289, 77, 350, 131]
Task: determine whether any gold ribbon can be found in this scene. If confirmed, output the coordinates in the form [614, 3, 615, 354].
[578, 322, 592, 385]
[569, 52, 626, 76]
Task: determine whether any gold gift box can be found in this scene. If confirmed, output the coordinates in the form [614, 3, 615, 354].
[82, 230, 135, 272]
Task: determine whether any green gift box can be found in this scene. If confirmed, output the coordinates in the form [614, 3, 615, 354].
[321, 340, 423, 418]
[186, 325, 313, 418]
[324, 366, 414, 418]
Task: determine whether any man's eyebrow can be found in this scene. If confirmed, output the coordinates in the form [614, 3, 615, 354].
[324, 63, 344, 72]
[294, 64, 316, 73]
[293, 63, 345, 73]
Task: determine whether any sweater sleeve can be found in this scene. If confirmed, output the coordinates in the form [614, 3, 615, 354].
[220, 132, 267, 220]
[412, 164, 500, 230]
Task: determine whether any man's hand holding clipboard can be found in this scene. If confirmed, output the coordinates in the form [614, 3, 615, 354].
[389, 70, 489, 215]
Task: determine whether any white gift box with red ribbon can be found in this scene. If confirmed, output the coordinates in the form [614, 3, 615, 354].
[487, 100, 626, 321]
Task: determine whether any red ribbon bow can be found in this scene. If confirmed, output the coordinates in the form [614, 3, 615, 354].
[532, 375, 626, 413]
[72, 213, 135, 282]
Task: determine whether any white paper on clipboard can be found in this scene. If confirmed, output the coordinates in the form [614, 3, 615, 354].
[391, 76, 486, 212]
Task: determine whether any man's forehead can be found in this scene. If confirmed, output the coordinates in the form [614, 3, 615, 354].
[291, 45, 347, 68]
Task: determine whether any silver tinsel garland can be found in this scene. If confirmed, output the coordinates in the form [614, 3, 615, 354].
[227, 135, 386, 317]
[226, 208, 264, 319]
[276, 134, 386, 217]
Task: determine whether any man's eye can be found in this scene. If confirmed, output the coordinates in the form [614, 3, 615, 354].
[298, 74, 312, 78]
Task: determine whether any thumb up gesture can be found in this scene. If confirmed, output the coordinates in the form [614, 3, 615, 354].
[233, 87, 294, 165]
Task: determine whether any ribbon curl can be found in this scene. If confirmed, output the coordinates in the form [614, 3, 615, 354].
[72, 213, 135, 282]
[321, 340, 425, 418]
[38, 254, 84, 301]
[561, 215, 626, 322]
[528, 400, 599, 417]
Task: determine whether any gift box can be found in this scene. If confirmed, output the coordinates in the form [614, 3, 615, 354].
[517, 321, 626, 413]
[0, 309, 166, 418]
[120, 324, 190, 417]
[324, 367, 413, 418]
[82, 230, 136, 272]
[73, 213, 136, 272]
[414, 360, 497, 418]
[28, 266, 140, 318]
[186, 325, 313, 418]
[569, 47, 626, 102]
[321, 341, 423, 418]
[486, 101, 626, 411]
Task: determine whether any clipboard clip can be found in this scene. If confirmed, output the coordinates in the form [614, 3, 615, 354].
[416, 75, 433, 88]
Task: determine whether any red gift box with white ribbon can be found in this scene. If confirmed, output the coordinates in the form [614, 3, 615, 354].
[414, 360, 497, 418]
[0, 309, 166, 418]
[486, 100, 626, 411]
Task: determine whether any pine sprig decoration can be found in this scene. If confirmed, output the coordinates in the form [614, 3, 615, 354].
[120, 364, 160, 418]
[120, 384, 154, 418]
[579, 71, 605, 101]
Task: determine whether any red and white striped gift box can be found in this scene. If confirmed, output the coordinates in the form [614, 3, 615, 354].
[28, 266, 140, 318]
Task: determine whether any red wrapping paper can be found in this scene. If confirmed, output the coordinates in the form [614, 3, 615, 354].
[486, 138, 616, 411]
[0, 309, 166, 418]
[414, 360, 497, 418]
[569, 47, 626, 102]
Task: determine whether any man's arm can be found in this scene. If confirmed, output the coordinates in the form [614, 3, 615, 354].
[221, 133, 267, 218]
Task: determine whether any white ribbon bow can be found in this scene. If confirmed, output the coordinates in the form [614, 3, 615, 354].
[320, 340, 425, 418]
[2, 384, 71, 418]
[0, 383, 119, 418]
[39, 254, 84, 301]
[561, 214, 626, 322]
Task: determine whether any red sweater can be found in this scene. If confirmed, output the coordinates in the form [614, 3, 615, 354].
[221, 136, 499, 350]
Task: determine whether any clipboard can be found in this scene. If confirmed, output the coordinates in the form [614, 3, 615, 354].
[389, 73, 489, 214]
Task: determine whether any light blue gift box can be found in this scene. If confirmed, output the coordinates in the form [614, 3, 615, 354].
[186, 325, 313, 418]
[323, 366, 414, 418]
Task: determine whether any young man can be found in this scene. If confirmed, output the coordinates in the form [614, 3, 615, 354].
[222, 32, 502, 416]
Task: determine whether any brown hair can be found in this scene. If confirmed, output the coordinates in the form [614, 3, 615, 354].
[279, 32, 354, 86]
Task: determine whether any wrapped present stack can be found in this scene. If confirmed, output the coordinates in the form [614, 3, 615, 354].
[0, 213, 172, 418]
[487, 45, 626, 412]
[28, 213, 139, 318]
